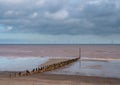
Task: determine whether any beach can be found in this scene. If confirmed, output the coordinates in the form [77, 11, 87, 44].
[0, 44, 120, 85]
[0, 72, 120, 85]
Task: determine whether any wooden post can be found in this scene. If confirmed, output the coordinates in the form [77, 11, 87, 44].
[10, 73, 12, 79]
[79, 48, 81, 68]
[79, 48, 81, 59]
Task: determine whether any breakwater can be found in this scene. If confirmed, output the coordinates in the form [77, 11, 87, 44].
[10, 57, 80, 77]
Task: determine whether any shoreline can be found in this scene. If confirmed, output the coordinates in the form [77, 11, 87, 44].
[0, 73, 120, 85]
[81, 57, 120, 61]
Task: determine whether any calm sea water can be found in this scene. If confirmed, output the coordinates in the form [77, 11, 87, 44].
[0, 44, 120, 58]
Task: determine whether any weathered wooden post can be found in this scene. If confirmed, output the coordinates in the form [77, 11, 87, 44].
[10, 73, 12, 79]
[79, 48, 81, 68]
[18, 72, 22, 77]
[26, 70, 30, 76]
[79, 48, 81, 59]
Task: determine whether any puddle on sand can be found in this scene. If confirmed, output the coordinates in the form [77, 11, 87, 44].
[46, 60, 120, 78]
[0, 57, 49, 71]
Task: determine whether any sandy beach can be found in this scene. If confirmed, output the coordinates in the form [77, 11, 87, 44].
[0, 58, 120, 85]
[0, 73, 120, 85]
[0, 44, 120, 85]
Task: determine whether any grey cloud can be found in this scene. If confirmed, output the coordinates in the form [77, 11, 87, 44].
[0, 0, 120, 36]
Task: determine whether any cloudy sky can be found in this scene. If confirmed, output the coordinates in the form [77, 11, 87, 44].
[0, 0, 120, 44]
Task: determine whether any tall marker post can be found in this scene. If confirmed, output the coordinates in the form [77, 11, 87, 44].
[79, 48, 81, 68]
[79, 48, 81, 59]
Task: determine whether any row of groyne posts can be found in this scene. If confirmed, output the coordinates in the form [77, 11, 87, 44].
[10, 48, 81, 78]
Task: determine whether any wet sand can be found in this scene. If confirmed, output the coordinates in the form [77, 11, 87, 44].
[0, 58, 120, 85]
[0, 44, 120, 85]
[0, 73, 120, 85]
[39, 58, 69, 67]
[40, 59, 120, 78]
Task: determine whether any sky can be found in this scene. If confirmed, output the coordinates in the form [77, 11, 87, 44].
[0, 0, 120, 44]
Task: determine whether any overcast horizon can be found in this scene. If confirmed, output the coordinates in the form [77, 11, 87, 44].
[0, 0, 120, 44]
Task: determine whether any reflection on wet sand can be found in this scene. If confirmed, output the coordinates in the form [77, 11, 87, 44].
[46, 60, 120, 78]
[0, 56, 120, 78]
[0, 57, 49, 71]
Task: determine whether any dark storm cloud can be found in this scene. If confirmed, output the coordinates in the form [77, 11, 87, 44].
[0, 0, 120, 35]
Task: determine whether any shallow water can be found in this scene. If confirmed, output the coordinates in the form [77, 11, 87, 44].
[47, 60, 120, 78]
[0, 56, 120, 78]
[0, 57, 49, 71]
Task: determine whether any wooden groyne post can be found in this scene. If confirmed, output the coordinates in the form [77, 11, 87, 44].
[79, 48, 81, 68]
[79, 48, 81, 59]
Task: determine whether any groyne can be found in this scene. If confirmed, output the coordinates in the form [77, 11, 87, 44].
[11, 57, 80, 77]
[10, 48, 81, 77]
